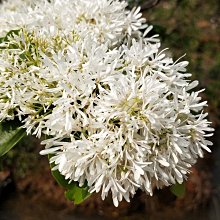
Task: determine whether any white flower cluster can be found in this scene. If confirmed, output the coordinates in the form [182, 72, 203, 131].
[0, 0, 213, 206]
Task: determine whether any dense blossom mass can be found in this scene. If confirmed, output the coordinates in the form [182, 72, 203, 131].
[0, 0, 213, 206]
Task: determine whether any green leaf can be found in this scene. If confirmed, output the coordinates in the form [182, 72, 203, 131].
[0, 120, 26, 157]
[50, 167, 72, 189]
[170, 182, 186, 198]
[0, 29, 21, 49]
[48, 154, 71, 189]
[48, 154, 91, 204]
[0, 29, 21, 43]
[65, 182, 91, 205]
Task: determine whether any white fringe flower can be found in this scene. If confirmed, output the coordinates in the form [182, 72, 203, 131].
[0, 0, 214, 207]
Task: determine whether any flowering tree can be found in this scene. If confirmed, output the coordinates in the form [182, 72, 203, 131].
[0, 0, 213, 207]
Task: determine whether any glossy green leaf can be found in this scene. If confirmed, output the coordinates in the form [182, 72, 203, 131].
[170, 182, 186, 198]
[49, 154, 91, 204]
[0, 120, 26, 157]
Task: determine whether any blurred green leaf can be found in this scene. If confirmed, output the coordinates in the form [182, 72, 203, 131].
[0, 29, 20, 43]
[50, 167, 71, 189]
[0, 120, 26, 157]
[0, 29, 21, 49]
[170, 182, 186, 198]
[65, 182, 91, 205]
[49, 154, 91, 204]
